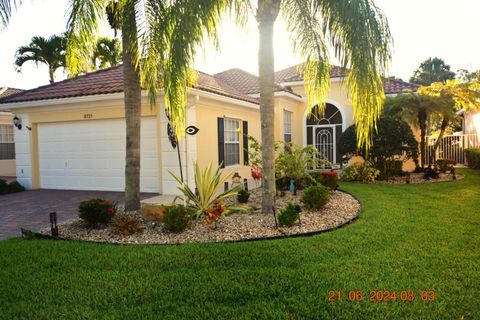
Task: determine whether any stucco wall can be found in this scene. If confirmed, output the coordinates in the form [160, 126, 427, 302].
[195, 97, 261, 182]
[0, 112, 16, 176]
[464, 110, 480, 136]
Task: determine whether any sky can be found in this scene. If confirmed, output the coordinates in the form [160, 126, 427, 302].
[1, 0, 480, 90]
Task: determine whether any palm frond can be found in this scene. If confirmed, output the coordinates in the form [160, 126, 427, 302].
[0, 0, 20, 29]
[290, 0, 392, 151]
[141, 0, 240, 137]
[281, 0, 330, 117]
[66, 0, 109, 75]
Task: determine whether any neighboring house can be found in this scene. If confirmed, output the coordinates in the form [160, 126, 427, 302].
[0, 87, 24, 177]
[462, 110, 480, 136]
[0, 65, 415, 194]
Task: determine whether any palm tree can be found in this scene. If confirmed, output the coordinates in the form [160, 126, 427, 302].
[66, 0, 214, 210]
[15, 34, 67, 84]
[67, 1, 144, 210]
[384, 93, 452, 168]
[142, 0, 392, 213]
[68, 0, 391, 213]
[419, 80, 480, 160]
[92, 37, 122, 70]
[410, 57, 456, 86]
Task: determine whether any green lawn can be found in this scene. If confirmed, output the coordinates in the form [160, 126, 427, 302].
[0, 170, 479, 319]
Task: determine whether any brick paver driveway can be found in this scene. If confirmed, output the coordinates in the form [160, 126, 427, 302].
[0, 190, 157, 239]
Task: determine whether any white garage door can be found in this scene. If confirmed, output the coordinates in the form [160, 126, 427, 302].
[38, 117, 159, 192]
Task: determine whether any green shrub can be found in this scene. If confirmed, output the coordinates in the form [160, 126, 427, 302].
[0, 179, 8, 195]
[237, 189, 250, 203]
[78, 198, 117, 226]
[339, 117, 418, 179]
[342, 162, 380, 183]
[436, 159, 456, 173]
[319, 171, 339, 190]
[300, 185, 330, 210]
[112, 214, 143, 235]
[277, 201, 300, 227]
[163, 205, 191, 232]
[465, 148, 480, 169]
[276, 176, 290, 191]
[8, 181, 25, 193]
[377, 159, 404, 179]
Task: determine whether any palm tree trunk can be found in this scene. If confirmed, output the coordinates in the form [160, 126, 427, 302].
[122, 2, 141, 211]
[49, 67, 54, 84]
[432, 116, 450, 161]
[257, 0, 281, 213]
[419, 110, 427, 168]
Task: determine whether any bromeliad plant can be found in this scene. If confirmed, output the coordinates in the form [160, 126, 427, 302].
[170, 163, 246, 224]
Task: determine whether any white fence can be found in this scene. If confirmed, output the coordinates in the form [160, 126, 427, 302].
[426, 133, 480, 166]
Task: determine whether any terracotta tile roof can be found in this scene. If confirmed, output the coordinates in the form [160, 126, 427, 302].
[195, 71, 259, 104]
[275, 64, 345, 83]
[0, 66, 124, 104]
[0, 63, 417, 105]
[274, 64, 418, 94]
[214, 68, 295, 96]
[383, 78, 419, 94]
[214, 68, 262, 95]
[0, 65, 259, 105]
[0, 87, 24, 99]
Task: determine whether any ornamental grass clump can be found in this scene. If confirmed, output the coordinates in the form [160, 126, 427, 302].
[78, 198, 117, 226]
[300, 185, 330, 210]
[170, 162, 248, 225]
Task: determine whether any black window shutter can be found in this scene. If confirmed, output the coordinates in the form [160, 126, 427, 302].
[217, 118, 225, 168]
[243, 121, 249, 165]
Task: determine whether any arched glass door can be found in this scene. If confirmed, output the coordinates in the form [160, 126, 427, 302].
[306, 103, 343, 166]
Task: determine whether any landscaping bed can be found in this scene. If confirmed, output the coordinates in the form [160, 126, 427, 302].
[38, 189, 360, 244]
[374, 172, 464, 184]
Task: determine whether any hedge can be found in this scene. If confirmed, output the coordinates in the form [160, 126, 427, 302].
[465, 148, 480, 169]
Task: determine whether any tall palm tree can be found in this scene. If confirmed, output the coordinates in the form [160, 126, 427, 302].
[68, 0, 391, 213]
[143, 0, 392, 212]
[384, 93, 452, 168]
[92, 37, 122, 69]
[66, 0, 219, 210]
[15, 34, 67, 84]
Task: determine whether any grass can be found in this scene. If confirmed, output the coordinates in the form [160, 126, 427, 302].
[0, 169, 479, 319]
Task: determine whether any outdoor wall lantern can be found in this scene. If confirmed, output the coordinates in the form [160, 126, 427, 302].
[13, 115, 22, 130]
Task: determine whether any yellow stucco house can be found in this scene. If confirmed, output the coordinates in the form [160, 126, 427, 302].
[0, 87, 23, 177]
[0, 65, 416, 194]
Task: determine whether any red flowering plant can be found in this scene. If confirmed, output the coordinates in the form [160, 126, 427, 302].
[78, 198, 118, 226]
[320, 171, 339, 190]
[163, 205, 192, 232]
[205, 199, 226, 225]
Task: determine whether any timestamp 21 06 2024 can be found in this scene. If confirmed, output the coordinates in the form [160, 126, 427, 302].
[328, 290, 436, 303]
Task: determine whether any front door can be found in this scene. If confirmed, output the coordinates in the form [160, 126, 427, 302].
[314, 126, 336, 165]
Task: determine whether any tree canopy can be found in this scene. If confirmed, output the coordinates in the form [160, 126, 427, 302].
[15, 34, 67, 84]
[410, 57, 456, 86]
